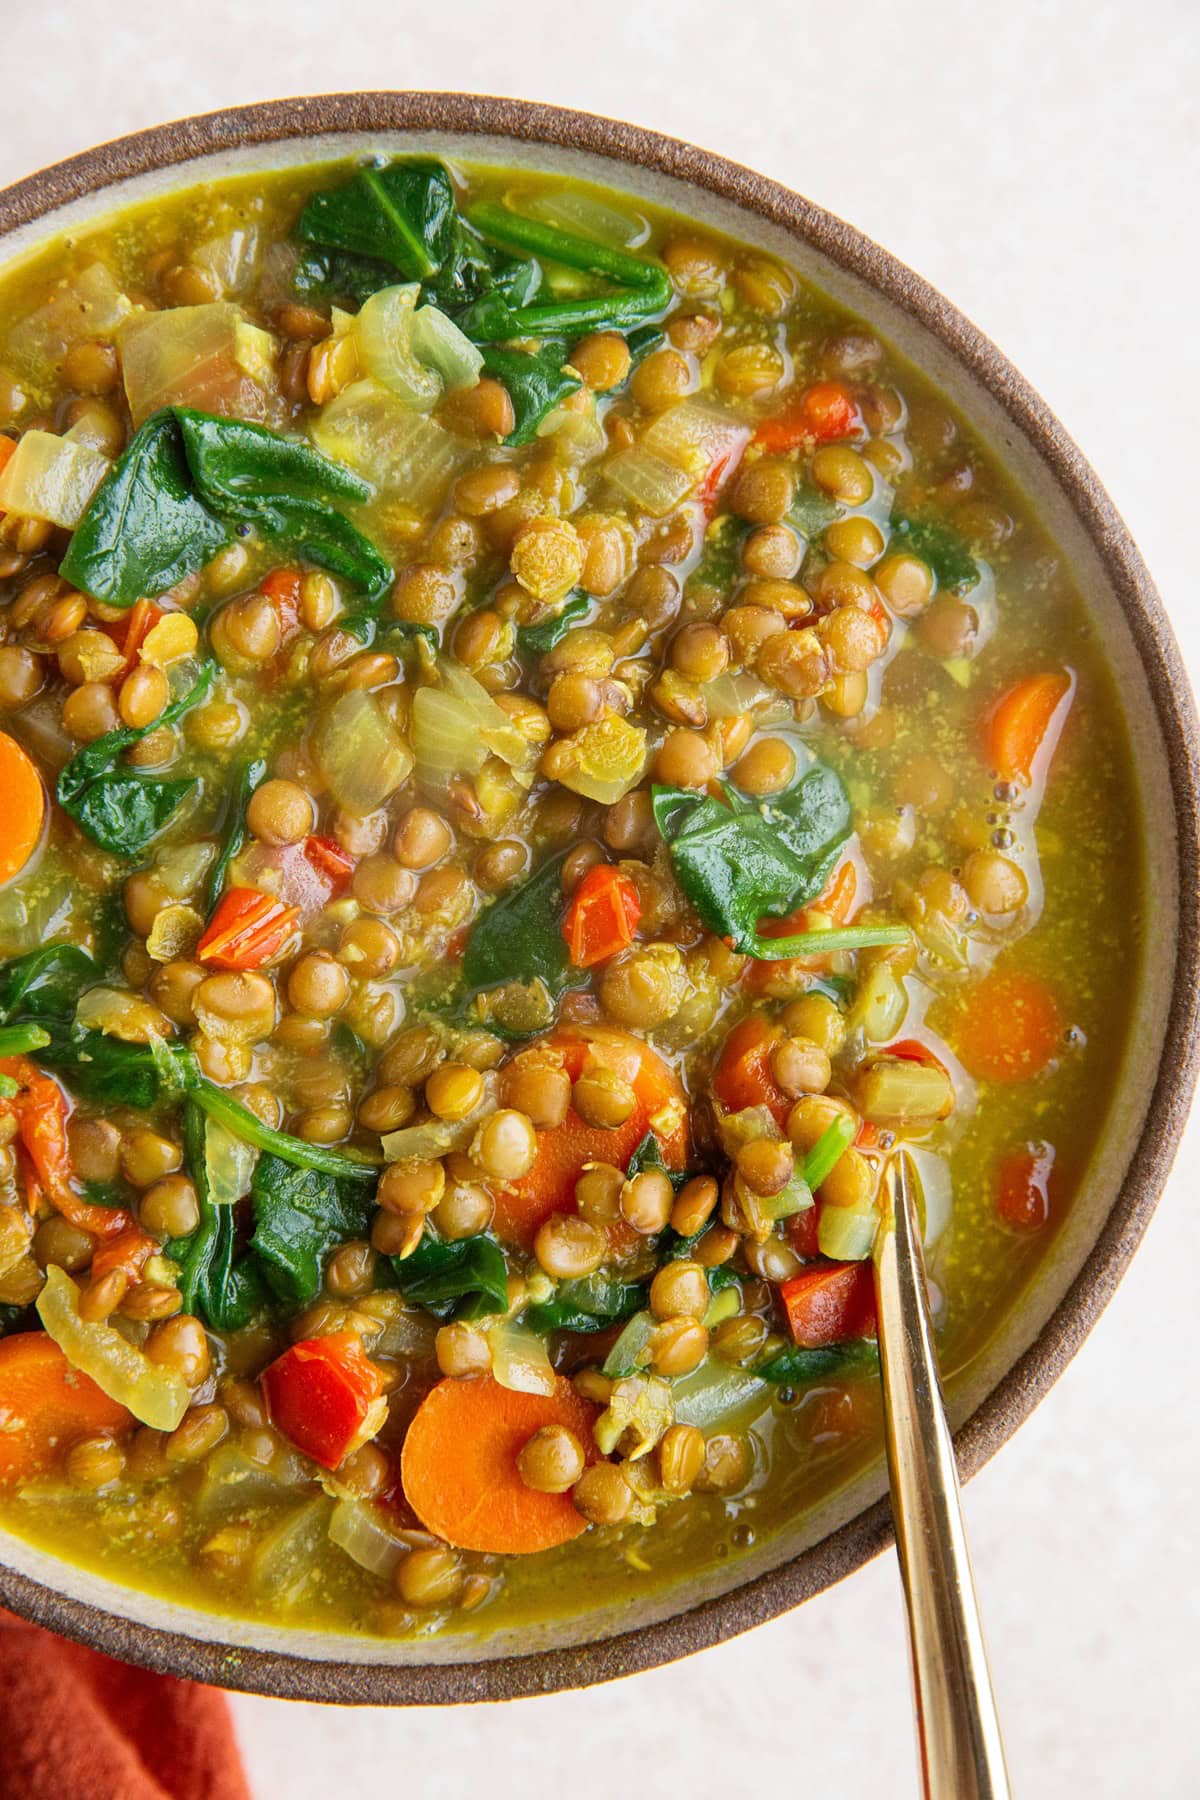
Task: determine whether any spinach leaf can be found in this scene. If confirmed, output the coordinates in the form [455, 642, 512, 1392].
[292, 245, 398, 306]
[479, 343, 582, 447]
[33, 1023, 164, 1110]
[206, 756, 266, 913]
[461, 849, 581, 1002]
[174, 1100, 264, 1330]
[188, 1077, 378, 1185]
[0, 1302, 36, 1338]
[59, 412, 231, 608]
[56, 659, 217, 856]
[624, 322, 666, 370]
[788, 485, 840, 537]
[61, 410, 391, 611]
[392, 1232, 509, 1321]
[526, 1272, 647, 1335]
[889, 512, 979, 592]
[295, 160, 458, 283]
[516, 591, 591, 658]
[652, 766, 909, 960]
[0, 1024, 49, 1062]
[249, 1152, 373, 1310]
[0, 945, 97, 1025]
[756, 1339, 879, 1385]
[463, 203, 671, 339]
[626, 1131, 688, 1193]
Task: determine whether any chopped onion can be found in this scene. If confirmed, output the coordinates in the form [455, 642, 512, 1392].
[355, 284, 441, 410]
[908, 1148, 953, 1246]
[486, 1320, 557, 1396]
[8, 262, 134, 364]
[328, 1498, 408, 1578]
[412, 659, 528, 796]
[642, 399, 749, 480]
[410, 305, 483, 393]
[604, 447, 694, 517]
[36, 1265, 190, 1431]
[817, 1202, 878, 1262]
[673, 1361, 766, 1431]
[310, 377, 467, 510]
[252, 1497, 331, 1601]
[521, 188, 648, 248]
[702, 671, 777, 719]
[196, 1445, 298, 1518]
[603, 1309, 656, 1379]
[381, 1075, 494, 1163]
[204, 1112, 258, 1207]
[850, 1056, 954, 1125]
[847, 961, 909, 1043]
[74, 986, 171, 1044]
[312, 689, 413, 814]
[0, 429, 110, 527]
[121, 302, 279, 426]
[192, 223, 263, 297]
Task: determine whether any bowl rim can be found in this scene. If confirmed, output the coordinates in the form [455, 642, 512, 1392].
[0, 89, 1197, 1706]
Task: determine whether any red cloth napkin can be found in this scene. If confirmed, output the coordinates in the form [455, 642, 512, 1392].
[0, 1610, 250, 1800]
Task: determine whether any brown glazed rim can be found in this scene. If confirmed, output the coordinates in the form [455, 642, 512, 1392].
[0, 92, 1197, 1706]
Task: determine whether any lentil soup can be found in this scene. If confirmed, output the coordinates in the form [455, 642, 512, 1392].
[0, 154, 1138, 1641]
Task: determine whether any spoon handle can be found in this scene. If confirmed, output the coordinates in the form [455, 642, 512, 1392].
[874, 1153, 1013, 1800]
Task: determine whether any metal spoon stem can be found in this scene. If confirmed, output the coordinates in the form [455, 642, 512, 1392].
[874, 1153, 1013, 1800]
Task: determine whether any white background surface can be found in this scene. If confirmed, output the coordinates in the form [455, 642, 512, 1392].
[3, 3, 1198, 1793]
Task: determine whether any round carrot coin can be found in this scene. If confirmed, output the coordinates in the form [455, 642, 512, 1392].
[400, 1374, 599, 1555]
[954, 969, 1064, 1083]
[0, 1334, 132, 1486]
[0, 732, 45, 886]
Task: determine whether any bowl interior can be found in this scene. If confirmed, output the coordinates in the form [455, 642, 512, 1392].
[0, 101, 1193, 1700]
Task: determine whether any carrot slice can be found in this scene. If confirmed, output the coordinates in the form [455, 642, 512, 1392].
[752, 380, 861, 453]
[0, 1334, 132, 1485]
[493, 1025, 687, 1248]
[953, 969, 1063, 1083]
[983, 671, 1073, 785]
[0, 733, 45, 887]
[401, 1373, 598, 1554]
[779, 1263, 876, 1347]
[747, 857, 860, 993]
[711, 1014, 789, 1127]
[0, 434, 15, 514]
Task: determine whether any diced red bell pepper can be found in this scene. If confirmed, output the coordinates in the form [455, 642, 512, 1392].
[785, 1206, 821, 1260]
[262, 1331, 385, 1470]
[996, 1141, 1058, 1232]
[260, 566, 303, 639]
[779, 1262, 877, 1346]
[562, 864, 641, 968]
[697, 441, 746, 518]
[303, 834, 356, 891]
[711, 1014, 790, 1128]
[752, 380, 862, 454]
[113, 598, 165, 680]
[0, 1056, 135, 1240]
[197, 886, 300, 971]
[90, 1226, 158, 1284]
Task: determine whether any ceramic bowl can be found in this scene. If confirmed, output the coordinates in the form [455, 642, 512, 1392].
[0, 92, 1196, 1704]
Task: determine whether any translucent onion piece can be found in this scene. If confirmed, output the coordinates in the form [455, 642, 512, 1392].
[641, 399, 750, 481]
[120, 302, 279, 426]
[8, 262, 134, 363]
[521, 188, 648, 248]
[381, 1076, 494, 1163]
[817, 1202, 878, 1262]
[908, 1148, 953, 1247]
[852, 1057, 954, 1125]
[74, 986, 171, 1044]
[0, 430, 110, 527]
[486, 1321, 557, 1397]
[602, 1309, 656, 1379]
[252, 1497, 332, 1601]
[701, 670, 776, 720]
[36, 1265, 190, 1431]
[196, 1445, 296, 1518]
[412, 660, 528, 796]
[438, 661, 529, 767]
[410, 305, 483, 393]
[328, 1498, 408, 1578]
[672, 1361, 766, 1431]
[204, 1112, 258, 1207]
[847, 961, 909, 1044]
[192, 223, 263, 297]
[594, 1373, 674, 1459]
[355, 285, 441, 411]
[604, 447, 694, 518]
[312, 689, 413, 814]
[310, 378, 467, 509]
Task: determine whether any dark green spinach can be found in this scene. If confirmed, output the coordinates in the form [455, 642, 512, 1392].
[756, 1339, 879, 1384]
[0, 945, 97, 1025]
[392, 1232, 509, 1321]
[479, 342, 582, 446]
[56, 659, 217, 856]
[889, 511, 979, 592]
[516, 592, 591, 659]
[174, 1100, 264, 1330]
[295, 160, 458, 283]
[526, 1272, 647, 1335]
[61, 409, 390, 611]
[206, 756, 266, 913]
[249, 1152, 373, 1310]
[460, 849, 582, 1007]
[652, 767, 909, 960]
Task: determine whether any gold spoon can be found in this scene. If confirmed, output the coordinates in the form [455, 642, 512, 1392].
[873, 1152, 1013, 1800]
